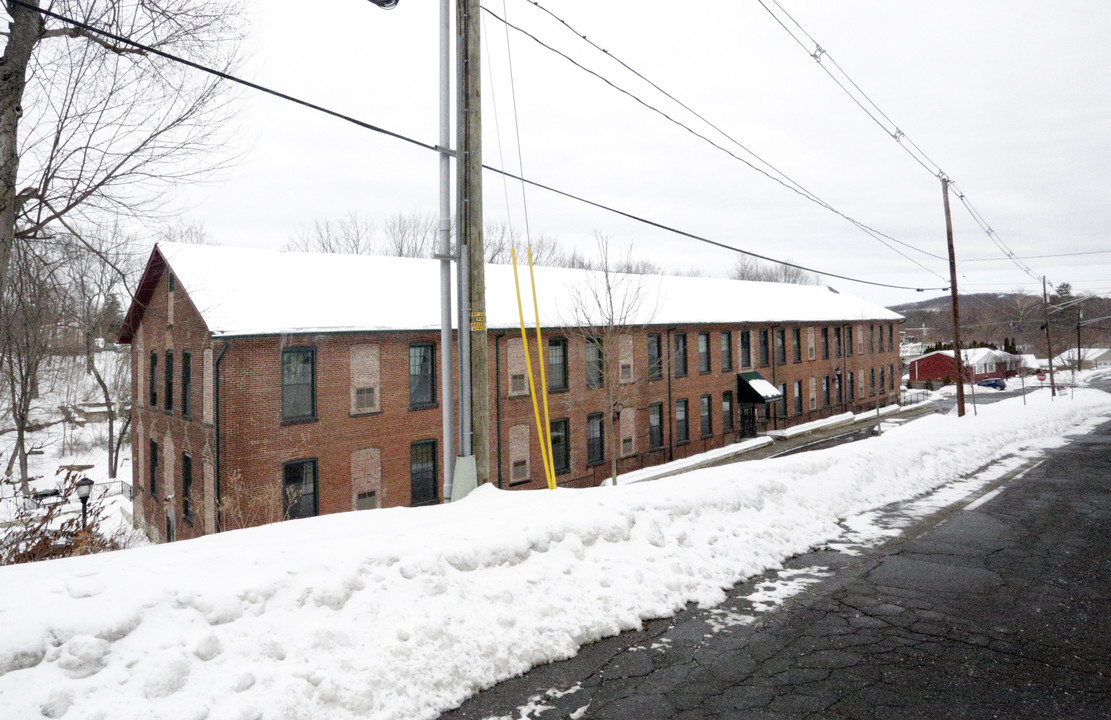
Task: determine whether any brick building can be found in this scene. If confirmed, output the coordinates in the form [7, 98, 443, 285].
[120, 243, 904, 540]
[907, 348, 1021, 385]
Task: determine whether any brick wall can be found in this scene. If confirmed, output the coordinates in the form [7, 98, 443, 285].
[130, 268, 216, 542]
[129, 266, 903, 538]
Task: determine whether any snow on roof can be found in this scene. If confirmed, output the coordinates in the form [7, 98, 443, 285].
[153, 243, 902, 337]
[747, 377, 783, 400]
[1052, 347, 1111, 365]
[909, 348, 1016, 365]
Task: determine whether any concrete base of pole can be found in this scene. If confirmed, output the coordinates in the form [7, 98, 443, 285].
[451, 455, 478, 502]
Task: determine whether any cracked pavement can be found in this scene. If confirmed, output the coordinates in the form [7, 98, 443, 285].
[440, 392, 1111, 720]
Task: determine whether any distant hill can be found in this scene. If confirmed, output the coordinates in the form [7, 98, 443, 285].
[889, 292, 1110, 356]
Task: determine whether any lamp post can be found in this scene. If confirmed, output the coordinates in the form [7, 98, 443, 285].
[365, 0, 457, 497]
[75, 476, 94, 531]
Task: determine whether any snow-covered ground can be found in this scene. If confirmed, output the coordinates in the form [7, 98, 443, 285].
[1, 386, 1110, 720]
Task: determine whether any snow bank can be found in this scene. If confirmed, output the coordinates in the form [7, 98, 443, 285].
[1, 388, 1109, 720]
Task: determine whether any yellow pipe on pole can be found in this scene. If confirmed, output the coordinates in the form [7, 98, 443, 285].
[527, 248, 557, 490]
[511, 249, 556, 489]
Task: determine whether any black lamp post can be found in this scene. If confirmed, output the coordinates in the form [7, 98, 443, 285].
[75, 477, 94, 531]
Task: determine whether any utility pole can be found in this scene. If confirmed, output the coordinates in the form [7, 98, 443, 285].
[1042, 276, 1057, 398]
[457, 0, 489, 485]
[941, 177, 965, 417]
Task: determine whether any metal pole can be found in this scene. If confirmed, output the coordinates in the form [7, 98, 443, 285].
[437, 0, 455, 498]
[941, 177, 965, 417]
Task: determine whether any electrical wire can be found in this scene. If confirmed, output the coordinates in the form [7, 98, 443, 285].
[14, 0, 945, 293]
[754, 0, 1043, 284]
[499, 0, 535, 248]
[484, 3, 950, 281]
[961, 249, 1111, 262]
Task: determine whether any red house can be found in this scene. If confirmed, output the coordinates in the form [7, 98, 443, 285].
[120, 243, 905, 541]
[907, 348, 1020, 384]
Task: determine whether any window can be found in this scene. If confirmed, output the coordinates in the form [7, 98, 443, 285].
[619, 335, 634, 383]
[722, 391, 734, 433]
[759, 330, 770, 367]
[182, 454, 193, 522]
[698, 332, 711, 374]
[587, 413, 604, 465]
[409, 343, 436, 408]
[676, 399, 689, 443]
[888, 325, 894, 353]
[721, 331, 733, 372]
[823, 376, 831, 407]
[410, 440, 437, 506]
[548, 337, 568, 391]
[550, 419, 570, 474]
[164, 351, 173, 412]
[821, 328, 830, 359]
[648, 403, 664, 449]
[647, 334, 663, 380]
[282, 348, 316, 421]
[792, 328, 802, 363]
[778, 383, 788, 416]
[700, 395, 712, 437]
[674, 333, 688, 377]
[351, 344, 381, 414]
[740, 330, 752, 369]
[890, 363, 896, 391]
[508, 425, 530, 484]
[878, 324, 885, 353]
[352, 448, 382, 510]
[775, 328, 786, 365]
[834, 327, 842, 359]
[846, 326, 854, 356]
[149, 352, 158, 406]
[869, 325, 875, 354]
[870, 368, 877, 396]
[849, 372, 856, 401]
[880, 367, 886, 394]
[167, 272, 175, 292]
[181, 352, 192, 417]
[282, 459, 318, 519]
[794, 380, 803, 415]
[586, 337, 605, 388]
[149, 439, 158, 496]
[620, 407, 635, 457]
[836, 373, 844, 404]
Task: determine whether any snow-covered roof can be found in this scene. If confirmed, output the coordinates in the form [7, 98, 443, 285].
[908, 348, 1019, 366]
[1052, 347, 1111, 365]
[747, 377, 783, 400]
[130, 243, 903, 338]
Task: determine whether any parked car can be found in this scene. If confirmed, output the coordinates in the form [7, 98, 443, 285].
[977, 377, 1006, 390]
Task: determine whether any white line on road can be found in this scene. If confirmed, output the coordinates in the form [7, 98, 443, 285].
[965, 487, 1005, 512]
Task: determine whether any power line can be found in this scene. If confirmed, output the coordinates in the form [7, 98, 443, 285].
[15, 0, 944, 294]
[962, 249, 1111, 262]
[485, 3, 950, 281]
[754, 0, 1042, 284]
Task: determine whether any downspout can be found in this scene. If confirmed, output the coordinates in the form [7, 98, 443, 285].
[213, 341, 229, 531]
[494, 332, 506, 488]
[666, 328, 674, 462]
[770, 325, 779, 430]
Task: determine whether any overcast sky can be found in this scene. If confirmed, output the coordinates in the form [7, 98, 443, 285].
[170, 0, 1111, 308]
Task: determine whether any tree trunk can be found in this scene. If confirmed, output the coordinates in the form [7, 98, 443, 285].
[0, 1, 43, 302]
[88, 348, 118, 479]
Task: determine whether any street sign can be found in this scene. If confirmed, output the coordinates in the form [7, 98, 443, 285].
[1037, 372, 1046, 381]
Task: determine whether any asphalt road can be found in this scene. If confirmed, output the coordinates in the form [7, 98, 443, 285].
[441, 382, 1111, 720]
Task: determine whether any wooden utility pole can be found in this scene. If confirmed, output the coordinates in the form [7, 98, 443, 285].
[457, 0, 489, 484]
[941, 177, 966, 417]
[1042, 277, 1057, 398]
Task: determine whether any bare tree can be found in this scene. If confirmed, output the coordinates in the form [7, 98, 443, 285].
[562, 235, 662, 485]
[158, 220, 216, 246]
[285, 213, 378, 255]
[382, 211, 438, 258]
[729, 255, 819, 285]
[0, 241, 62, 492]
[0, 0, 244, 303]
[57, 229, 139, 479]
[483, 222, 564, 266]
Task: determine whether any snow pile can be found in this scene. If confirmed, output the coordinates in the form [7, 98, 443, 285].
[1, 388, 1109, 720]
